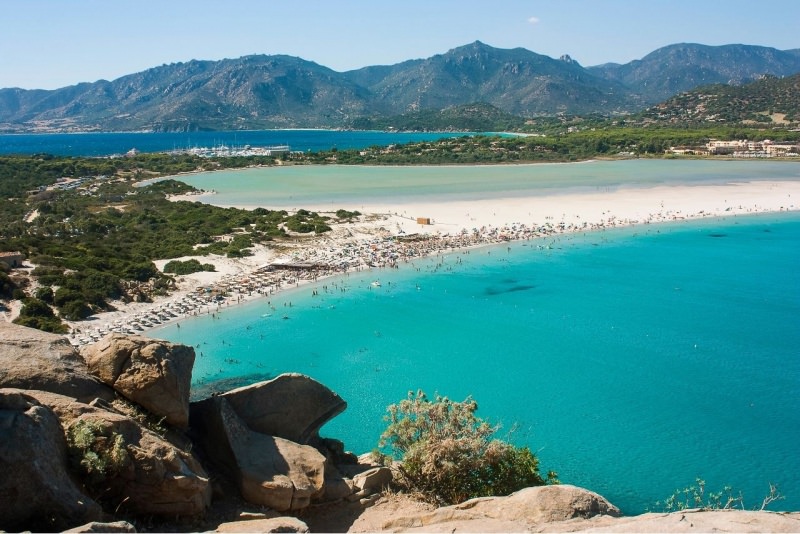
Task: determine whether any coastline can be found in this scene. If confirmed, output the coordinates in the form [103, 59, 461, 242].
[63, 177, 800, 346]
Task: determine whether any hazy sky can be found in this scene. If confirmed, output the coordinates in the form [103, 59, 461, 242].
[2, 0, 799, 90]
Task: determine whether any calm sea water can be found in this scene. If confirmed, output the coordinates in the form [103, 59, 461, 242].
[149, 158, 800, 514]
[0, 130, 468, 157]
[148, 159, 800, 513]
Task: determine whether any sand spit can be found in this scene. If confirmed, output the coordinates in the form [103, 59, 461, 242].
[65, 179, 800, 345]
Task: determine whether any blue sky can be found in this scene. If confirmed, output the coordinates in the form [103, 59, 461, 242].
[2, 0, 799, 90]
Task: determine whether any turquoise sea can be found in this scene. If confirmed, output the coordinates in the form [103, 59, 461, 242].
[148, 159, 800, 514]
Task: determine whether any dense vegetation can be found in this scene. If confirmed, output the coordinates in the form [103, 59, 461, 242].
[641, 73, 800, 125]
[378, 391, 557, 505]
[0, 153, 331, 331]
[350, 102, 526, 132]
[163, 259, 216, 275]
[294, 125, 800, 165]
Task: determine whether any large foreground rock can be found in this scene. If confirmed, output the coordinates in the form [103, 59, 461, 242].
[0, 389, 101, 532]
[23, 389, 211, 517]
[214, 516, 309, 533]
[63, 521, 137, 533]
[553, 509, 800, 532]
[81, 333, 195, 428]
[191, 396, 326, 511]
[382, 485, 620, 531]
[373, 486, 800, 533]
[0, 322, 111, 402]
[214, 373, 346, 444]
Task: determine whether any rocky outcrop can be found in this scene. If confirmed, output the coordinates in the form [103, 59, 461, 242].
[336, 492, 800, 533]
[0, 321, 111, 402]
[191, 395, 326, 511]
[0, 323, 211, 531]
[214, 373, 347, 444]
[81, 334, 195, 428]
[237, 435, 325, 511]
[63, 521, 137, 533]
[72, 410, 211, 516]
[565, 509, 800, 533]
[0, 389, 101, 532]
[189, 374, 379, 513]
[214, 516, 310, 533]
[22, 389, 212, 517]
[352, 467, 393, 496]
[381, 485, 619, 531]
[371, 487, 800, 533]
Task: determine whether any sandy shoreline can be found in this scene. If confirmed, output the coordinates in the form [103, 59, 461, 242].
[63, 178, 800, 345]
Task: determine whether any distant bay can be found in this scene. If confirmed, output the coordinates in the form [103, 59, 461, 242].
[0, 130, 470, 157]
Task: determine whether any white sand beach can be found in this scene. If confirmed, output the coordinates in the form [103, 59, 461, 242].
[62, 178, 800, 345]
[347, 179, 800, 234]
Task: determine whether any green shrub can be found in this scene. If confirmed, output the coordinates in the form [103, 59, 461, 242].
[15, 296, 69, 332]
[285, 211, 332, 234]
[59, 299, 93, 320]
[226, 248, 253, 258]
[163, 258, 216, 275]
[379, 390, 557, 505]
[654, 478, 785, 512]
[123, 262, 159, 282]
[66, 419, 130, 485]
[0, 271, 18, 299]
[53, 287, 84, 308]
[11, 288, 26, 300]
[13, 314, 68, 334]
[335, 209, 361, 220]
[18, 297, 54, 317]
[31, 266, 65, 286]
[34, 286, 54, 303]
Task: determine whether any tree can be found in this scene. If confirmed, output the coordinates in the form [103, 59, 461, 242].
[34, 286, 54, 303]
[14, 297, 67, 333]
[378, 390, 557, 505]
[163, 259, 216, 275]
[0, 271, 18, 299]
[60, 300, 93, 321]
[18, 297, 55, 318]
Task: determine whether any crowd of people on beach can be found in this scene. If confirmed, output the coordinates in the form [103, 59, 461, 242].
[65, 200, 782, 347]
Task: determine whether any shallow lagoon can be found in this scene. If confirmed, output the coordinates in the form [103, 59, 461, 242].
[176, 158, 800, 209]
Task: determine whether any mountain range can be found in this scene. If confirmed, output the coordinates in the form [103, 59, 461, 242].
[1, 41, 799, 133]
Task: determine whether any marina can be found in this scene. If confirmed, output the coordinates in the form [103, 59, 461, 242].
[163, 143, 292, 158]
